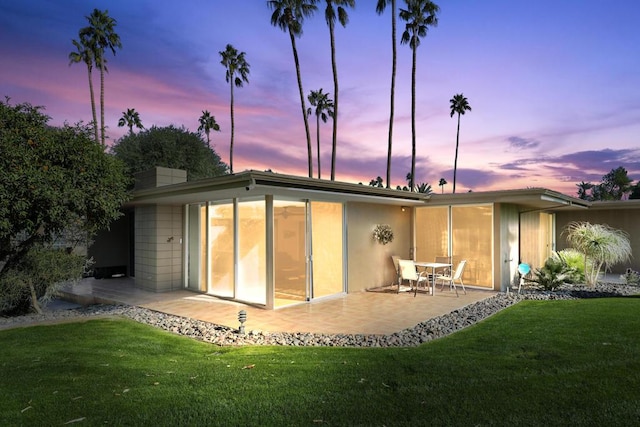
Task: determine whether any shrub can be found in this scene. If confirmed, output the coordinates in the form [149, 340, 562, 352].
[532, 252, 581, 291]
[556, 248, 586, 283]
[0, 247, 85, 315]
[621, 268, 640, 285]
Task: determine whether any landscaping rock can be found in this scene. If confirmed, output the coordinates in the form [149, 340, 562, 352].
[1, 284, 637, 347]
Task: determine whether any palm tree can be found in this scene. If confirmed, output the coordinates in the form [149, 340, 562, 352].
[324, 0, 354, 181]
[268, 0, 318, 178]
[564, 221, 631, 287]
[198, 110, 221, 149]
[117, 108, 144, 135]
[449, 93, 471, 194]
[400, 0, 439, 191]
[69, 35, 99, 144]
[307, 88, 334, 179]
[438, 177, 447, 193]
[576, 181, 593, 200]
[416, 182, 432, 194]
[80, 9, 122, 146]
[220, 44, 250, 174]
[376, 0, 397, 188]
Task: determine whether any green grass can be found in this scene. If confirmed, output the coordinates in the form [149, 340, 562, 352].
[1, 298, 640, 426]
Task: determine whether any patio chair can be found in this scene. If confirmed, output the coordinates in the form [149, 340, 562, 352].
[391, 255, 402, 291]
[435, 256, 452, 277]
[436, 260, 467, 297]
[398, 259, 431, 297]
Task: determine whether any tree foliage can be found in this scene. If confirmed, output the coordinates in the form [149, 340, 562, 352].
[376, 0, 398, 189]
[449, 93, 471, 194]
[0, 247, 86, 315]
[563, 221, 632, 286]
[576, 166, 634, 201]
[220, 43, 250, 174]
[268, 0, 318, 178]
[111, 125, 229, 181]
[118, 108, 144, 134]
[399, 0, 440, 191]
[307, 88, 334, 179]
[79, 8, 122, 146]
[0, 99, 130, 310]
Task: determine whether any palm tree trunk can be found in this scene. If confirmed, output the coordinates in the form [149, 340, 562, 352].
[289, 29, 313, 178]
[230, 78, 235, 173]
[316, 113, 321, 179]
[329, 20, 338, 181]
[87, 67, 99, 145]
[410, 42, 417, 192]
[98, 50, 106, 147]
[385, 0, 396, 189]
[453, 113, 461, 193]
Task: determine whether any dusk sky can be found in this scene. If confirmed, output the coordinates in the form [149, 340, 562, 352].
[2, 0, 639, 196]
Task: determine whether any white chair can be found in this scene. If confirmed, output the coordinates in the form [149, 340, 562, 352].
[398, 259, 431, 297]
[435, 256, 452, 277]
[436, 260, 467, 297]
[391, 255, 402, 291]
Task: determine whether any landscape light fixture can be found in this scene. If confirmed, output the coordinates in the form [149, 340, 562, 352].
[238, 310, 247, 334]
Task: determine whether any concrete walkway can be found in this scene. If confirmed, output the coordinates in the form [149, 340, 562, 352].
[59, 277, 498, 335]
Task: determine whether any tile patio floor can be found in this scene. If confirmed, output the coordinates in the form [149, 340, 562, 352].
[60, 277, 497, 335]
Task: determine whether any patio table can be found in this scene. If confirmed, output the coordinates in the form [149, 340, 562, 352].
[414, 262, 452, 295]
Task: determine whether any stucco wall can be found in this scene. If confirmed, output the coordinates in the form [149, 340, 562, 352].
[346, 202, 412, 292]
[555, 209, 640, 273]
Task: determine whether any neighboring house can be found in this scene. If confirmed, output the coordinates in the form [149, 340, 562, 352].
[90, 167, 638, 310]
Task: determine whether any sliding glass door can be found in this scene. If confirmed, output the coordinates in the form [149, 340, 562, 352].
[186, 198, 344, 307]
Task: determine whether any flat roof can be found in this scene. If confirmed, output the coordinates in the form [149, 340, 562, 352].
[127, 169, 596, 211]
[128, 170, 431, 206]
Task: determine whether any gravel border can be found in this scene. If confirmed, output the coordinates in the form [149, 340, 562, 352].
[1, 283, 637, 347]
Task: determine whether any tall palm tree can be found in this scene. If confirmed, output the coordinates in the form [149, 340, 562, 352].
[324, 0, 354, 181]
[376, 0, 397, 188]
[198, 110, 221, 149]
[268, 0, 318, 178]
[449, 93, 471, 194]
[80, 9, 122, 146]
[438, 177, 447, 193]
[400, 0, 439, 191]
[117, 108, 144, 135]
[220, 44, 250, 174]
[69, 35, 99, 144]
[307, 88, 334, 179]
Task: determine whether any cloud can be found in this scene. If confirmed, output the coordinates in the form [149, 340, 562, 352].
[507, 136, 540, 150]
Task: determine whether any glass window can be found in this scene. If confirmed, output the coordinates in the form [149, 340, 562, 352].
[311, 202, 343, 298]
[274, 201, 307, 305]
[451, 205, 493, 287]
[236, 200, 266, 304]
[208, 202, 234, 297]
[415, 206, 449, 262]
[186, 204, 206, 292]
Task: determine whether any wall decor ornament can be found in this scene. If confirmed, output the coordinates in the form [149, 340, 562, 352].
[373, 224, 394, 245]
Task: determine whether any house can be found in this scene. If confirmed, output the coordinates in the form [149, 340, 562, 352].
[90, 167, 639, 309]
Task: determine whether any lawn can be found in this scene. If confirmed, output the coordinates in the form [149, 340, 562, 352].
[1, 297, 639, 426]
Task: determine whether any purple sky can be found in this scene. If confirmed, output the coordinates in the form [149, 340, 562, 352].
[2, 0, 640, 196]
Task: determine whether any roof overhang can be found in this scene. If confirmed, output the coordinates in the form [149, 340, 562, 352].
[423, 188, 591, 211]
[126, 170, 431, 207]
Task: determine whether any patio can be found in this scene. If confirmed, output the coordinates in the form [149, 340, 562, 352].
[59, 277, 497, 335]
